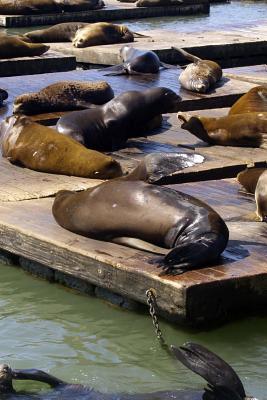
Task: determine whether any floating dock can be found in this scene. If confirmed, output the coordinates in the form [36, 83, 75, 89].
[0, 0, 209, 27]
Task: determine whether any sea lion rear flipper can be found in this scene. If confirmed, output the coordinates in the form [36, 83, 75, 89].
[99, 64, 127, 76]
[12, 369, 66, 388]
[160, 61, 177, 70]
[171, 47, 202, 63]
[132, 32, 151, 38]
[111, 237, 169, 255]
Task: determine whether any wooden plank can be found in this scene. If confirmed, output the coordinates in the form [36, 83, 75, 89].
[0, 51, 76, 77]
[0, 0, 209, 27]
[48, 23, 267, 67]
[224, 64, 267, 85]
[0, 178, 266, 326]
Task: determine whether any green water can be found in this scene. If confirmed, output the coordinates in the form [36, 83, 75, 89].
[0, 264, 266, 398]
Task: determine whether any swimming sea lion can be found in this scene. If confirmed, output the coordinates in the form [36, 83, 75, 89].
[0, 35, 49, 59]
[172, 47, 222, 93]
[178, 111, 267, 147]
[0, 115, 122, 179]
[52, 180, 228, 274]
[229, 86, 267, 115]
[101, 45, 175, 75]
[72, 22, 148, 48]
[57, 87, 181, 151]
[24, 22, 88, 43]
[0, 0, 104, 14]
[0, 88, 8, 105]
[13, 81, 114, 115]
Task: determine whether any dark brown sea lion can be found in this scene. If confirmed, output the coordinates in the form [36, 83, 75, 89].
[52, 180, 229, 274]
[172, 47, 222, 93]
[56, 87, 181, 151]
[229, 86, 267, 115]
[101, 45, 174, 75]
[178, 111, 267, 147]
[0, 0, 104, 14]
[72, 22, 148, 48]
[0, 115, 122, 179]
[13, 81, 114, 115]
[0, 88, 8, 105]
[136, 0, 182, 6]
[0, 35, 49, 59]
[24, 22, 88, 43]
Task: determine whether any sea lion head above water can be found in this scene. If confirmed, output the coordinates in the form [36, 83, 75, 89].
[0, 364, 14, 393]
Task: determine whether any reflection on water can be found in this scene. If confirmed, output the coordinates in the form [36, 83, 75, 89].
[0, 265, 266, 398]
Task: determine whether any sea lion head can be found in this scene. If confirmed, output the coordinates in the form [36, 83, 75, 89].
[0, 115, 30, 155]
[13, 93, 39, 115]
[146, 87, 181, 113]
[0, 364, 14, 393]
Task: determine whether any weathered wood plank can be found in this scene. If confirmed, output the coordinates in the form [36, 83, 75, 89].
[224, 64, 267, 85]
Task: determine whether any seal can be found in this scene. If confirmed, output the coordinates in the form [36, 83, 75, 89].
[24, 22, 88, 43]
[0, 35, 49, 59]
[178, 111, 267, 147]
[57, 87, 181, 151]
[0, 88, 8, 106]
[72, 22, 148, 48]
[172, 47, 222, 93]
[0, 0, 104, 14]
[101, 45, 175, 75]
[0, 115, 122, 179]
[229, 86, 267, 115]
[52, 180, 229, 275]
[13, 81, 114, 115]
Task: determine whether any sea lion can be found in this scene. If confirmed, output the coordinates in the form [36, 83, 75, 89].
[13, 81, 114, 115]
[0, 115, 122, 179]
[177, 111, 267, 147]
[0, 88, 8, 106]
[237, 167, 266, 194]
[0, 35, 49, 59]
[172, 47, 222, 93]
[72, 22, 148, 48]
[101, 45, 175, 75]
[24, 22, 88, 43]
[0, 0, 104, 14]
[56, 87, 181, 151]
[52, 180, 229, 274]
[136, 0, 182, 6]
[229, 86, 267, 115]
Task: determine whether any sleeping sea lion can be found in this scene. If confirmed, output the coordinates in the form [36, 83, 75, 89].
[24, 22, 88, 43]
[101, 45, 175, 75]
[56, 87, 181, 151]
[52, 180, 229, 274]
[0, 0, 104, 14]
[0, 35, 49, 59]
[72, 22, 148, 48]
[136, 0, 183, 6]
[0, 89, 8, 106]
[172, 47, 222, 93]
[177, 111, 267, 147]
[0, 115, 122, 179]
[13, 81, 114, 115]
[229, 86, 267, 115]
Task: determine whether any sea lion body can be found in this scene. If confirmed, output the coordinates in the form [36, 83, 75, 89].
[255, 170, 267, 221]
[0, 0, 104, 14]
[229, 86, 267, 115]
[0, 35, 49, 59]
[178, 111, 267, 147]
[57, 87, 181, 150]
[13, 81, 114, 115]
[52, 180, 228, 274]
[237, 168, 266, 194]
[0, 115, 122, 179]
[24, 22, 88, 43]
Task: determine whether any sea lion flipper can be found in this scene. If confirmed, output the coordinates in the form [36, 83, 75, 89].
[112, 237, 169, 255]
[99, 64, 127, 76]
[12, 369, 66, 388]
[204, 385, 243, 400]
[160, 61, 177, 70]
[132, 32, 151, 38]
[171, 47, 202, 63]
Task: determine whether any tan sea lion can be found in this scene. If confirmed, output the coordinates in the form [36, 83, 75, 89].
[229, 86, 267, 115]
[136, 0, 182, 6]
[172, 47, 222, 93]
[0, 115, 122, 179]
[24, 22, 88, 43]
[178, 111, 267, 147]
[237, 167, 266, 194]
[13, 81, 114, 115]
[0, 35, 49, 59]
[72, 22, 148, 48]
[52, 179, 229, 275]
[0, 0, 104, 14]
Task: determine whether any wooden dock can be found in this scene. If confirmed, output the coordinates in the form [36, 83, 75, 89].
[0, 51, 76, 77]
[0, 0, 209, 27]
[48, 21, 267, 68]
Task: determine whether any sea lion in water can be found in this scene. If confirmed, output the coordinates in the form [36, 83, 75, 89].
[101, 45, 175, 75]
[177, 111, 267, 147]
[0, 89, 8, 106]
[0, 0, 104, 14]
[52, 180, 228, 274]
[172, 47, 222, 93]
[24, 22, 88, 43]
[0, 35, 49, 59]
[57, 87, 181, 151]
[0, 115, 122, 179]
[13, 81, 114, 115]
[229, 86, 267, 115]
[72, 22, 148, 48]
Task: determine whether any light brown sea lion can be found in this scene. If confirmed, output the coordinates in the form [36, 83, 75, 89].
[229, 86, 267, 115]
[178, 111, 267, 147]
[0, 0, 104, 14]
[0, 115, 122, 179]
[24, 22, 88, 43]
[13, 81, 114, 115]
[172, 47, 222, 93]
[52, 180, 228, 275]
[237, 168, 266, 194]
[72, 22, 148, 48]
[0, 35, 49, 59]
[136, 0, 182, 6]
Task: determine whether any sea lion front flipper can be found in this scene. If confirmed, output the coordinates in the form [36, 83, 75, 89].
[171, 47, 202, 63]
[99, 64, 127, 76]
[12, 369, 66, 388]
[112, 237, 169, 255]
[160, 61, 177, 70]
